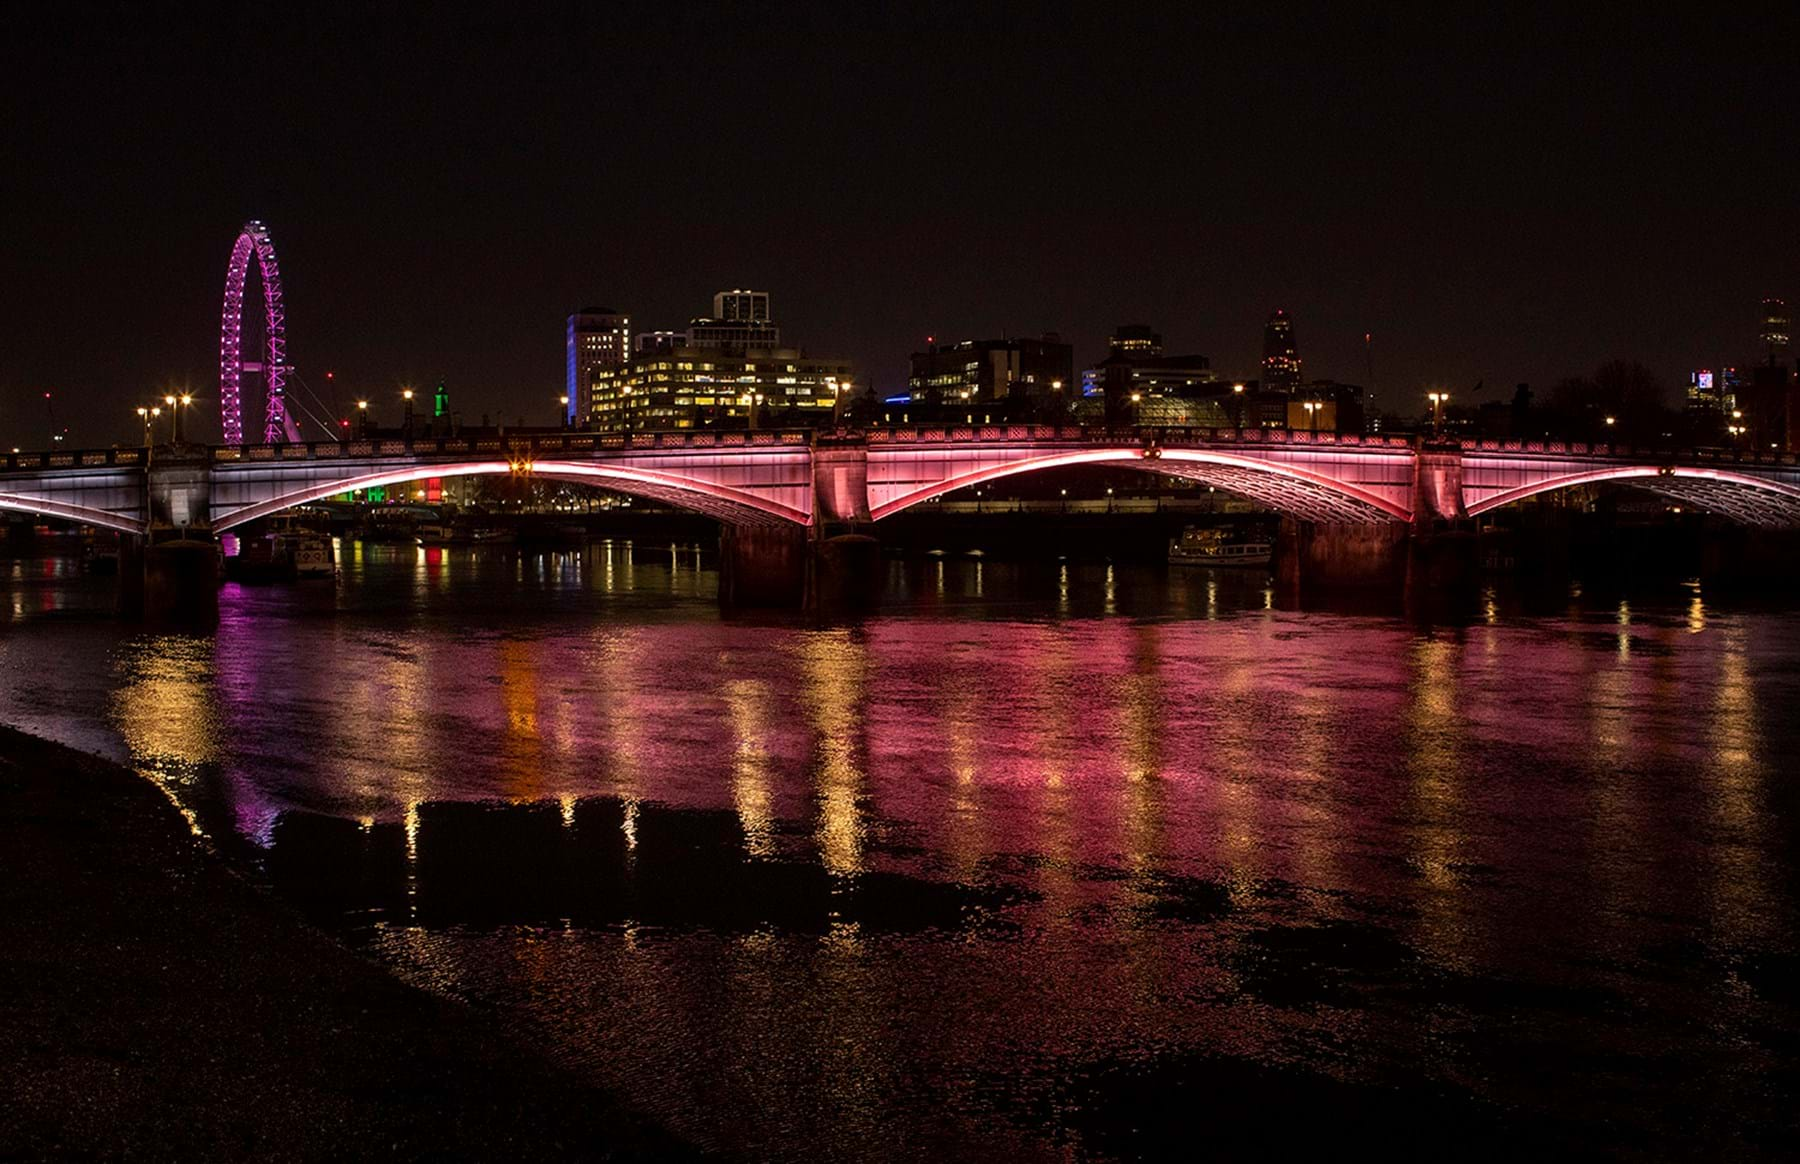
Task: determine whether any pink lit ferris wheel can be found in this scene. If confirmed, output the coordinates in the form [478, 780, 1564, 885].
[218, 220, 298, 445]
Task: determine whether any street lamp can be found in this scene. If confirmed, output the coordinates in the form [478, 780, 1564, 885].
[560, 394, 571, 428]
[402, 387, 416, 437]
[1232, 382, 1246, 432]
[1426, 391, 1448, 438]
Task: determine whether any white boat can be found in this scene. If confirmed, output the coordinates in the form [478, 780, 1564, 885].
[1168, 527, 1272, 568]
[268, 514, 335, 579]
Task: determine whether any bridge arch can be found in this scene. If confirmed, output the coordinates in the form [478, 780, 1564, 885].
[1466, 465, 1800, 527]
[0, 492, 144, 535]
[211, 459, 810, 532]
[869, 448, 1413, 524]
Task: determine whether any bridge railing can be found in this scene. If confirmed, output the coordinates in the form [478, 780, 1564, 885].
[858, 424, 1421, 451]
[8, 429, 1799, 472]
[1, 446, 145, 472]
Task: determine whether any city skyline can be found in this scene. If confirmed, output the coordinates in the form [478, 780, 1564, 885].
[3, 8, 1796, 447]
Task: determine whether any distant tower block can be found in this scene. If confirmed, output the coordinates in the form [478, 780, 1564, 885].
[566, 309, 632, 423]
[1762, 297, 1791, 362]
[218, 220, 297, 445]
[1262, 309, 1302, 392]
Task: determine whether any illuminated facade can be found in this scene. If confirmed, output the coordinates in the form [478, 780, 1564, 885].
[566, 309, 632, 422]
[1762, 297, 1791, 362]
[1261, 308, 1302, 392]
[714, 289, 771, 322]
[1687, 368, 1725, 414]
[588, 348, 856, 431]
[907, 336, 1074, 412]
[1109, 324, 1163, 358]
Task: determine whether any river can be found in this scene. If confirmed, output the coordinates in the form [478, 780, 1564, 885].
[3, 535, 1798, 1159]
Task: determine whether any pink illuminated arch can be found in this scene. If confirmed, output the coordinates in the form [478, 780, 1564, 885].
[869, 448, 1414, 524]
[218, 220, 293, 446]
[211, 460, 810, 533]
[1465, 465, 1800, 526]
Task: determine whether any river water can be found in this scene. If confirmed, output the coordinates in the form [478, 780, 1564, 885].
[4, 536, 1799, 1159]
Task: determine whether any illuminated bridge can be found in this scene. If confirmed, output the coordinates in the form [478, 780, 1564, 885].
[5, 425, 1800, 537]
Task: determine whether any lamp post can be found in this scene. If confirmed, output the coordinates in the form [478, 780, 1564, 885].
[402, 388, 415, 437]
[1426, 391, 1448, 439]
[560, 394, 571, 428]
[355, 399, 369, 439]
[163, 395, 178, 444]
[1232, 383, 1245, 433]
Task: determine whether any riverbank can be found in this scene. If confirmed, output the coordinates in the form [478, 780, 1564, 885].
[0, 724, 698, 1160]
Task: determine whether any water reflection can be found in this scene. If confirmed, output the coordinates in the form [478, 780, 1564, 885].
[2, 545, 1797, 1158]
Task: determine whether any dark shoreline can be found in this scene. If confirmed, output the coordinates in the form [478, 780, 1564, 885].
[0, 724, 699, 1161]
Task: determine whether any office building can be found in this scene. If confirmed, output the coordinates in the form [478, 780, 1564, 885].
[1262, 308, 1302, 392]
[1686, 369, 1729, 417]
[714, 289, 771, 322]
[907, 335, 1074, 415]
[1762, 297, 1791, 362]
[566, 309, 631, 422]
[688, 289, 781, 349]
[1286, 381, 1366, 433]
[1109, 324, 1163, 358]
[586, 291, 856, 431]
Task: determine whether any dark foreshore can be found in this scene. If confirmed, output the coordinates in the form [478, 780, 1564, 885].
[0, 725, 699, 1161]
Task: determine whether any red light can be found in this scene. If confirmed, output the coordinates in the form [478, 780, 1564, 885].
[339, 419, 349, 427]
[326, 371, 335, 380]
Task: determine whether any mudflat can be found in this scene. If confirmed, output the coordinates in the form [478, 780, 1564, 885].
[0, 725, 697, 1161]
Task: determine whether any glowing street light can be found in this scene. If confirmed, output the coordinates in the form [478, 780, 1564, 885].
[1426, 391, 1449, 438]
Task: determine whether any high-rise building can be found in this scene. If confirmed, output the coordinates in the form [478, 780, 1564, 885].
[688, 289, 781, 349]
[1261, 309, 1302, 392]
[1686, 369, 1724, 414]
[586, 291, 856, 431]
[566, 309, 631, 423]
[909, 336, 1074, 414]
[1109, 324, 1163, 358]
[1762, 297, 1790, 363]
[714, 289, 771, 322]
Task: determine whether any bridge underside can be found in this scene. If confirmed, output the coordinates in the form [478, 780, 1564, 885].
[1466, 466, 1800, 529]
[1147, 462, 1401, 523]
[1613, 478, 1800, 527]
[210, 459, 810, 531]
[868, 447, 1414, 524]
[0, 490, 143, 534]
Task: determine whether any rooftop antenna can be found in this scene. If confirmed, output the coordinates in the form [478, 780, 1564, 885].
[1363, 333, 1374, 407]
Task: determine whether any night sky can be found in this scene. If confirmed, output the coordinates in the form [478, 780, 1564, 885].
[3, 5, 1796, 447]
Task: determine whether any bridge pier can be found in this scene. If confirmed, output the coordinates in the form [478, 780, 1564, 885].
[118, 535, 219, 624]
[719, 524, 809, 608]
[717, 524, 884, 610]
[1274, 519, 1412, 596]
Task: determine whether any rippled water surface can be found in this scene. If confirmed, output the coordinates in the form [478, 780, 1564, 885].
[4, 537, 1800, 1158]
